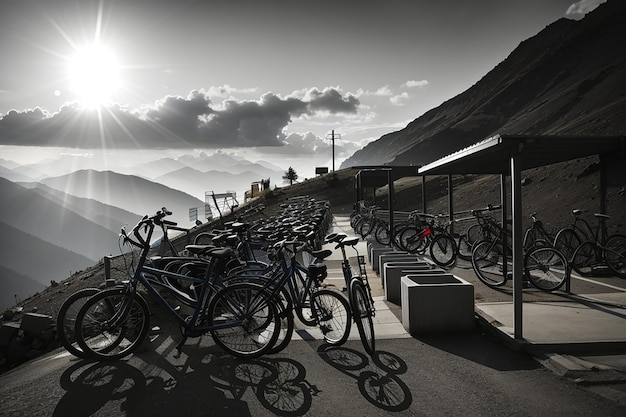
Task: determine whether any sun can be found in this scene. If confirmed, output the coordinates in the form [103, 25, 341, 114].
[68, 44, 121, 109]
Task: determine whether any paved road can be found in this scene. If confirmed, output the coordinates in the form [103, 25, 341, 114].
[2, 214, 626, 416]
[2, 319, 626, 417]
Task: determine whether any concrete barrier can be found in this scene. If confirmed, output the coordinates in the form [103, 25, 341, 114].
[384, 265, 445, 304]
[369, 247, 398, 272]
[401, 274, 475, 335]
[378, 253, 420, 277]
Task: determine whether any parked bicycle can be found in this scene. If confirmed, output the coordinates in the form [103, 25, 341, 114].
[471, 211, 570, 292]
[561, 211, 626, 278]
[325, 232, 376, 355]
[73, 208, 284, 361]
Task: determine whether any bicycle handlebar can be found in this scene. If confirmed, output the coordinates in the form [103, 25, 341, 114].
[121, 207, 173, 249]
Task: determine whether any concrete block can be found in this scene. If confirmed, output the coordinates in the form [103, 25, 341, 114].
[369, 247, 395, 269]
[20, 313, 53, 336]
[0, 322, 20, 348]
[401, 274, 474, 335]
[384, 265, 445, 304]
[378, 253, 420, 277]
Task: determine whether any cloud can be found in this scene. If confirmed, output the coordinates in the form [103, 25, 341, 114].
[565, 0, 606, 17]
[404, 80, 430, 88]
[0, 88, 360, 149]
[390, 92, 410, 106]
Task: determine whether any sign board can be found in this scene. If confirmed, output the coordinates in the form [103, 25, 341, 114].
[315, 167, 329, 175]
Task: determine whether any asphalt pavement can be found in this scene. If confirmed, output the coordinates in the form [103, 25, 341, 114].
[1, 214, 626, 416]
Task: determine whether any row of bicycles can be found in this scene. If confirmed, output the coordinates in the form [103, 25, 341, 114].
[57, 196, 377, 362]
[350, 202, 626, 292]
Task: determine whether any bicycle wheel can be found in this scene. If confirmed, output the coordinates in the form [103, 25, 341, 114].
[208, 282, 281, 359]
[57, 288, 100, 358]
[399, 227, 428, 254]
[604, 234, 626, 278]
[267, 295, 295, 355]
[571, 241, 598, 276]
[311, 289, 351, 346]
[471, 240, 508, 288]
[350, 280, 375, 355]
[429, 234, 457, 267]
[466, 224, 483, 247]
[75, 287, 150, 361]
[553, 228, 581, 262]
[375, 223, 391, 245]
[525, 247, 569, 292]
[457, 234, 472, 261]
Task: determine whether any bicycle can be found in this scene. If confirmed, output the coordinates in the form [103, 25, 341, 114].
[73, 208, 284, 361]
[523, 212, 557, 251]
[471, 213, 570, 292]
[325, 232, 376, 355]
[227, 238, 352, 352]
[566, 212, 626, 278]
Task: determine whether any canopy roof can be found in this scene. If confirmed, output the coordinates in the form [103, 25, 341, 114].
[418, 135, 625, 175]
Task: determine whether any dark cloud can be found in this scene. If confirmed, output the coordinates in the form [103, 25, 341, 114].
[0, 88, 359, 149]
[306, 88, 360, 114]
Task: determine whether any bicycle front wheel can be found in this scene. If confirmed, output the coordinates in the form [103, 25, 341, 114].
[525, 247, 569, 292]
[312, 289, 352, 346]
[471, 240, 508, 288]
[571, 241, 598, 276]
[75, 287, 150, 361]
[605, 234, 626, 278]
[457, 234, 473, 261]
[553, 228, 581, 262]
[429, 234, 457, 267]
[350, 280, 375, 355]
[208, 282, 281, 359]
[57, 288, 100, 358]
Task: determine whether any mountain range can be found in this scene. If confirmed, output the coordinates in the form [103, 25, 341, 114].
[0, 153, 282, 310]
[342, 0, 626, 168]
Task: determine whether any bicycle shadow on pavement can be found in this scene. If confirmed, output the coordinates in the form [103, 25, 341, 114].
[317, 344, 412, 412]
[53, 339, 318, 417]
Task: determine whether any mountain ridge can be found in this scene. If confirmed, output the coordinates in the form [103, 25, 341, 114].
[341, 1, 626, 168]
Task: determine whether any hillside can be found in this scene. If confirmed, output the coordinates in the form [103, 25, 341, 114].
[0, 221, 94, 310]
[25, 183, 140, 234]
[0, 178, 121, 260]
[342, 0, 626, 168]
[0, 265, 45, 312]
[39, 169, 205, 226]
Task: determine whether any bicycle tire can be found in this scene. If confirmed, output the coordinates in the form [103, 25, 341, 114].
[553, 228, 581, 262]
[525, 247, 569, 292]
[57, 287, 100, 358]
[375, 223, 391, 245]
[267, 295, 295, 354]
[208, 282, 281, 359]
[571, 241, 598, 276]
[75, 287, 150, 361]
[457, 234, 473, 261]
[429, 234, 457, 267]
[471, 240, 508, 288]
[398, 227, 428, 254]
[466, 224, 483, 247]
[604, 234, 626, 278]
[312, 289, 352, 346]
[350, 280, 375, 355]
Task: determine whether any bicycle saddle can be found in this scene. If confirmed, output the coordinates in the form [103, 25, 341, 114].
[311, 249, 332, 260]
[325, 233, 346, 243]
[335, 236, 359, 248]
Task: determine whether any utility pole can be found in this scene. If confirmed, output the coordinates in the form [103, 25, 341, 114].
[326, 130, 341, 172]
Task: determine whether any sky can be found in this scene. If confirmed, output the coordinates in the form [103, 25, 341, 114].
[0, 0, 607, 176]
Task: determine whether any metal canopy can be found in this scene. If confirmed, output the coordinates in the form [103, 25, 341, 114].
[418, 134, 625, 175]
[416, 133, 625, 343]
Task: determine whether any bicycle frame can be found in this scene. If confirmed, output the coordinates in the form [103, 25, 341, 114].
[113, 216, 268, 343]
